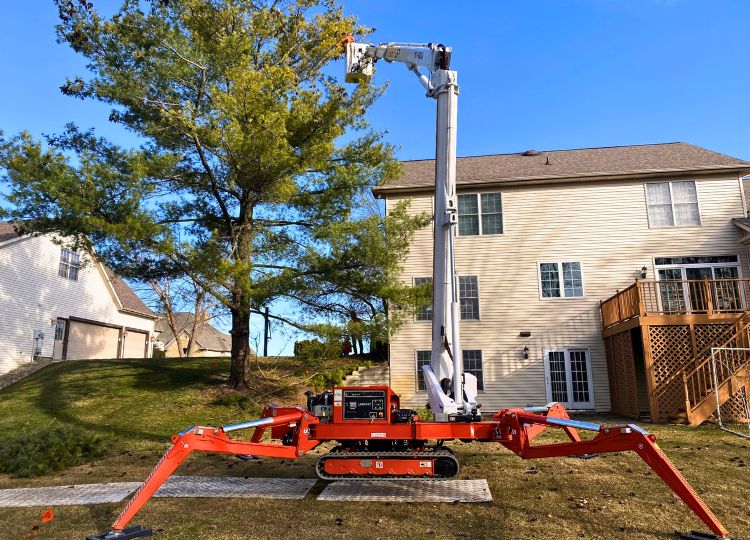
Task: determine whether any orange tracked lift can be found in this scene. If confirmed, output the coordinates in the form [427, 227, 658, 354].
[88, 39, 735, 540]
[87, 394, 732, 540]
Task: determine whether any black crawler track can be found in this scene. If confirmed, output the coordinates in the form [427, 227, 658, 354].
[316, 448, 460, 480]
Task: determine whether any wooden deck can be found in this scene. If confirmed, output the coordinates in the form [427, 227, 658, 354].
[600, 279, 750, 423]
[601, 279, 750, 337]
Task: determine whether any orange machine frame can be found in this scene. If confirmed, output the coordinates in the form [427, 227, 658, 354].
[99, 393, 731, 539]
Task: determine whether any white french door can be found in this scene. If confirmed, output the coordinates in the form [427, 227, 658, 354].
[543, 349, 594, 409]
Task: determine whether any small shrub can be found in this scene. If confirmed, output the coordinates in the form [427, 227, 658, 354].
[294, 339, 340, 363]
[0, 425, 105, 478]
[211, 393, 252, 410]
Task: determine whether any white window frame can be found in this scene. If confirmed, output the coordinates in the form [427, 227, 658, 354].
[537, 261, 585, 300]
[415, 349, 431, 392]
[543, 348, 595, 409]
[456, 191, 504, 237]
[459, 274, 481, 320]
[413, 277, 433, 323]
[644, 180, 702, 228]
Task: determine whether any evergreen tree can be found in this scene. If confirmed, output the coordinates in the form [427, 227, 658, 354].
[0, 0, 428, 388]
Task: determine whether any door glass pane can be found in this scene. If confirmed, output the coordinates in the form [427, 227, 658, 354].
[658, 268, 686, 313]
[686, 267, 712, 312]
[712, 266, 741, 311]
[569, 350, 590, 404]
[548, 351, 568, 403]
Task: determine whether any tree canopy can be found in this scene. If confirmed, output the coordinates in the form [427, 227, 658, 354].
[0, 0, 429, 387]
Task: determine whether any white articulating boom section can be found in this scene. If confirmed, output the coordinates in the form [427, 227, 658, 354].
[346, 41, 478, 421]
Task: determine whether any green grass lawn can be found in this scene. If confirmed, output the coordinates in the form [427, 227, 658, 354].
[0, 357, 748, 540]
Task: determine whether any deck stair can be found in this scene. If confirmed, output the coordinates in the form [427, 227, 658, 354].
[662, 311, 750, 426]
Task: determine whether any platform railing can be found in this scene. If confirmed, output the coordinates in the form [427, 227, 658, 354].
[601, 279, 750, 329]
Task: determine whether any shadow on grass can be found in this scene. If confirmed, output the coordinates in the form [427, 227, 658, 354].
[30, 358, 231, 445]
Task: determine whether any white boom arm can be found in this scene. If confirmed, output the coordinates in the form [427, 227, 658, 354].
[345, 41, 478, 420]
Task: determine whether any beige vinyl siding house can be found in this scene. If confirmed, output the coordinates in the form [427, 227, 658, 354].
[377, 143, 750, 413]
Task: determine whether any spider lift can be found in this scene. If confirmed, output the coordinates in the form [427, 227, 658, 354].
[88, 39, 735, 540]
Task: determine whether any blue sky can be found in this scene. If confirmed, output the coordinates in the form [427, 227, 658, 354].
[2, 1, 749, 353]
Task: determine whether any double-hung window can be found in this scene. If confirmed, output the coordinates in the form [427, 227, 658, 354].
[457, 192, 503, 236]
[58, 248, 81, 281]
[539, 262, 584, 298]
[413, 277, 433, 321]
[645, 181, 700, 227]
[459, 276, 480, 319]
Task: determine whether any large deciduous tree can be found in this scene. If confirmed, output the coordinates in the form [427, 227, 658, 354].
[0, 0, 428, 388]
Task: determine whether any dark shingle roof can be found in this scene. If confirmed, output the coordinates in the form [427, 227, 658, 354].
[0, 222, 21, 243]
[155, 312, 237, 353]
[374, 142, 750, 194]
[103, 266, 157, 319]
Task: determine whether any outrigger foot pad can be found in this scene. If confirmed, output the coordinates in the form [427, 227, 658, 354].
[85, 525, 153, 540]
[676, 531, 733, 540]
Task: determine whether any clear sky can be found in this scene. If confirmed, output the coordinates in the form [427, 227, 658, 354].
[2, 1, 749, 353]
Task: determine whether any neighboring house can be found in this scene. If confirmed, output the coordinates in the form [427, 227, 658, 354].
[0, 223, 157, 374]
[154, 312, 235, 357]
[375, 142, 750, 423]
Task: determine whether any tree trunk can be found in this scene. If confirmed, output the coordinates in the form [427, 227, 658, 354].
[229, 302, 252, 388]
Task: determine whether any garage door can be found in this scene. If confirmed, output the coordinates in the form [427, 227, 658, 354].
[66, 321, 120, 360]
[122, 330, 148, 358]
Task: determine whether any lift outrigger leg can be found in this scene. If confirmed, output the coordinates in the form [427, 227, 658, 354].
[89, 404, 731, 540]
[498, 407, 731, 539]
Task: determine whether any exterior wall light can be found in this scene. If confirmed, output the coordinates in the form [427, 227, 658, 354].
[523, 346, 529, 359]
[640, 266, 648, 279]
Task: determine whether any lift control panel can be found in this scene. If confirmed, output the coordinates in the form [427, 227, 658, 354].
[332, 386, 399, 423]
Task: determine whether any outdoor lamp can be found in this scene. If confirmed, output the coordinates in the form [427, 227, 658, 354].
[640, 266, 648, 279]
[523, 346, 529, 359]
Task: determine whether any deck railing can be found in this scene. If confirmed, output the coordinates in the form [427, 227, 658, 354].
[601, 279, 750, 329]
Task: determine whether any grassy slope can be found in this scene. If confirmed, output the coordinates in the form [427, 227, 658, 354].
[0, 358, 748, 539]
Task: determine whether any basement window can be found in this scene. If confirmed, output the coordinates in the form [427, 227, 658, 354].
[58, 248, 81, 281]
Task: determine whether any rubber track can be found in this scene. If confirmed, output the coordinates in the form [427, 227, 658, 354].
[316, 448, 459, 480]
